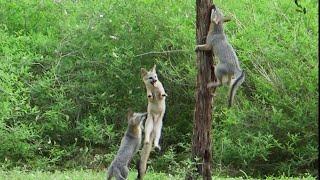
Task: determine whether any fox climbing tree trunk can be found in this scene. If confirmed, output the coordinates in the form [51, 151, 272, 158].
[190, 0, 215, 180]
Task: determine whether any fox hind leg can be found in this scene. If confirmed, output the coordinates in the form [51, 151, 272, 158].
[144, 115, 153, 144]
[120, 166, 129, 180]
[153, 114, 164, 151]
[113, 167, 126, 180]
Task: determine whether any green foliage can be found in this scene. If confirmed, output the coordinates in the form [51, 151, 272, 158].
[0, 0, 317, 178]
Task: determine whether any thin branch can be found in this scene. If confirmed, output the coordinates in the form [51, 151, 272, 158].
[32, 62, 46, 69]
[223, 16, 232, 23]
[134, 49, 189, 57]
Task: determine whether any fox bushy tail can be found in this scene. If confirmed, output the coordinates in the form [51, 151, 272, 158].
[228, 70, 245, 107]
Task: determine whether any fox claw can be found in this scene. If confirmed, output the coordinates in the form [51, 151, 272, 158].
[207, 82, 219, 88]
[195, 45, 199, 52]
[154, 145, 161, 152]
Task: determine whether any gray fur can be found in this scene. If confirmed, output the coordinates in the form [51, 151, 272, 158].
[196, 6, 245, 107]
[106, 112, 147, 180]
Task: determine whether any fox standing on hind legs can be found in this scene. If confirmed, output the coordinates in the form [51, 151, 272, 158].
[140, 64, 167, 150]
[106, 110, 147, 180]
[137, 65, 167, 180]
[195, 5, 245, 107]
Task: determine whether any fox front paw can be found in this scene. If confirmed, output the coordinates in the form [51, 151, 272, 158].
[195, 45, 200, 52]
[161, 93, 168, 97]
[207, 82, 214, 88]
[207, 82, 217, 88]
[147, 94, 153, 99]
[154, 145, 161, 152]
[207, 82, 220, 88]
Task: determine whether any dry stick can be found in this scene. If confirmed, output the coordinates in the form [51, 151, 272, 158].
[223, 16, 232, 22]
[134, 49, 189, 57]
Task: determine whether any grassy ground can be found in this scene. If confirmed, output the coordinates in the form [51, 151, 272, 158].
[0, 170, 316, 180]
[0, 170, 167, 180]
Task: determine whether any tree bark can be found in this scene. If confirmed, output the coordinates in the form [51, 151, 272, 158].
[190, 0, 215, 179]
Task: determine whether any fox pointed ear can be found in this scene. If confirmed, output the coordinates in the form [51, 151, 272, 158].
[127, 108, 134, 120]
[141, 68, 147, 77]
[210, 8, 216, 20]
[213, 15, 221, 24]
[150, 64, 156, 73]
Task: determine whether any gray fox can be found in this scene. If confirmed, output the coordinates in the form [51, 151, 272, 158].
[106, 110, 147, 180]
[140, 64, 167, 150]
[137, 65, 167, 180]
[195, 5, 245, 107]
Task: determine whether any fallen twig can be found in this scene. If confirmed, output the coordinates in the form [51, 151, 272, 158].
[134, 49, 189, 57]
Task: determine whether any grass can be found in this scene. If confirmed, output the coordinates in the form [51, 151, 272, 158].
[0, 169, 169, 180]
[0, 170, 316, 180]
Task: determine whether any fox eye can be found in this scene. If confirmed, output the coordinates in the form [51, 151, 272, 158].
[148, 77, 153, 79]
[155, 76, 157, 78]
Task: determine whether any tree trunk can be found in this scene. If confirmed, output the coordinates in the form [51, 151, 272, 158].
[190, 0, 215, 179]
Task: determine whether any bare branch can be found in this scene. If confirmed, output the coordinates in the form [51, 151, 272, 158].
[134, 49, 189, 57]
[223, 16, 232, 23]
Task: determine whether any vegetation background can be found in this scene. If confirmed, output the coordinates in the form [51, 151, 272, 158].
[0, 0, 318, 178]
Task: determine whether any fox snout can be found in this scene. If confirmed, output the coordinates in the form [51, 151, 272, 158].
[150, 79, 157, 85]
